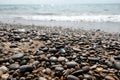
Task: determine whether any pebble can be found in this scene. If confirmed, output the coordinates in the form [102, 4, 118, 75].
[113, 61, 120, 70]
[58, 57, 66, 62]
[55, 66, 64, 71]
[66, 61, 77, 68]
[59, 48, 66, 54]
[1, 73, 9, 80]
[105, 75, 115, 80]
[72, 48, 81, 52]
[39, 77, 47, 80]
[88, 57, 100, 62]
[35, 50, 44, 55]
[13, 35, 21, 41]
[19, 65, 33, 73]
[9, 63, 20, 70]
[67, 75, 79, 80]
[0, 66, 8, 73]
[11, 53, 24, 59]
[49, 56, 58, 62]
[9, 44, 18, 48]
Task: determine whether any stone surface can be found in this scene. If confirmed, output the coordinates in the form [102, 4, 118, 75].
[67, 75, 79, 80]
[11, 53, 24, 59]
[19, 65, 33, 73]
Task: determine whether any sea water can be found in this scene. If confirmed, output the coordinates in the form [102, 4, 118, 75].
[0, 4, 120, 32]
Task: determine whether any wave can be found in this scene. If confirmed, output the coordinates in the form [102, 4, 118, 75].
[0, 14, 120, 22]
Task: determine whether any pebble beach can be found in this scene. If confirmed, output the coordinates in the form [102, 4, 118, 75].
[0, 23, 120, 80]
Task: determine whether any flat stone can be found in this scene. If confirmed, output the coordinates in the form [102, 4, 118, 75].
[114, 61, 120, 70]
[71, 70, 83, 76]
[9, 44, 18, 48]
[58, 57, 66, 62]
[88, 57, 100, 62]
[9, 63, 20, 70]
[19, 65, 33, 73]
[35, 50, 44, 55]
[105, 75, 115, 80]
[55, 67, 64, 71]
[66, 61, 77, 68]
[67, 75, 79, 80]
[1, 74, 9, 80]
[72, 48, 81, 52]
[84, 74, 92, 79]
[11, 53, 24, 59]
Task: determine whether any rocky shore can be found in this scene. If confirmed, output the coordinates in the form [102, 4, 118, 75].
[0, 23, 120, 80]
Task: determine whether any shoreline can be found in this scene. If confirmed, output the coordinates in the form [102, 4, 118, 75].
[0, 19, 120, 33]
[0, 23, 120, 80]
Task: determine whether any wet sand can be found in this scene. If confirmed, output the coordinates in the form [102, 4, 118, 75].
[0, 23, 120, 80]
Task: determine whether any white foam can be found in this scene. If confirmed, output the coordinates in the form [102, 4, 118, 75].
[1, 14, 120, 22]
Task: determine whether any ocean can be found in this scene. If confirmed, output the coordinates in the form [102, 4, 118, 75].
[0, 4, 120, 32]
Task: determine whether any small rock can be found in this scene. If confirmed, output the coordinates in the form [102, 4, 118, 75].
[0, 66, 8, 73]
[9, 44, 18, 48]
[84, 74, 92, 79]
[1, 74, 9, 79]
[72, 48, 81, 52]
[49, 47, 58, 53]
[71, 70, 84, 76]
[105, 75, 115, 80]
[39, 77, 47, 80]
[19, 65, 33, 73]
[88, 57, 100, 62]
[35, 50, 44, 55]
[55, 67, 64, 71]
[67, 75, 79, 80]
[59, 48, 66, 54]
[82, 66, 90, 72]
[11, 53, 24, 59]
[41, 47, 49, 52]
[13, 35, 21, 41]
[49, 56, 58, 62]
[113, 61, 120, 70]
[66, 61, 77, 68]
[58, 57, 66, 62]
[9, 63, 20, 70]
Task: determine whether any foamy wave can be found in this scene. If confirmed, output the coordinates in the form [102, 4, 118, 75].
[1, 15, 120, 22]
